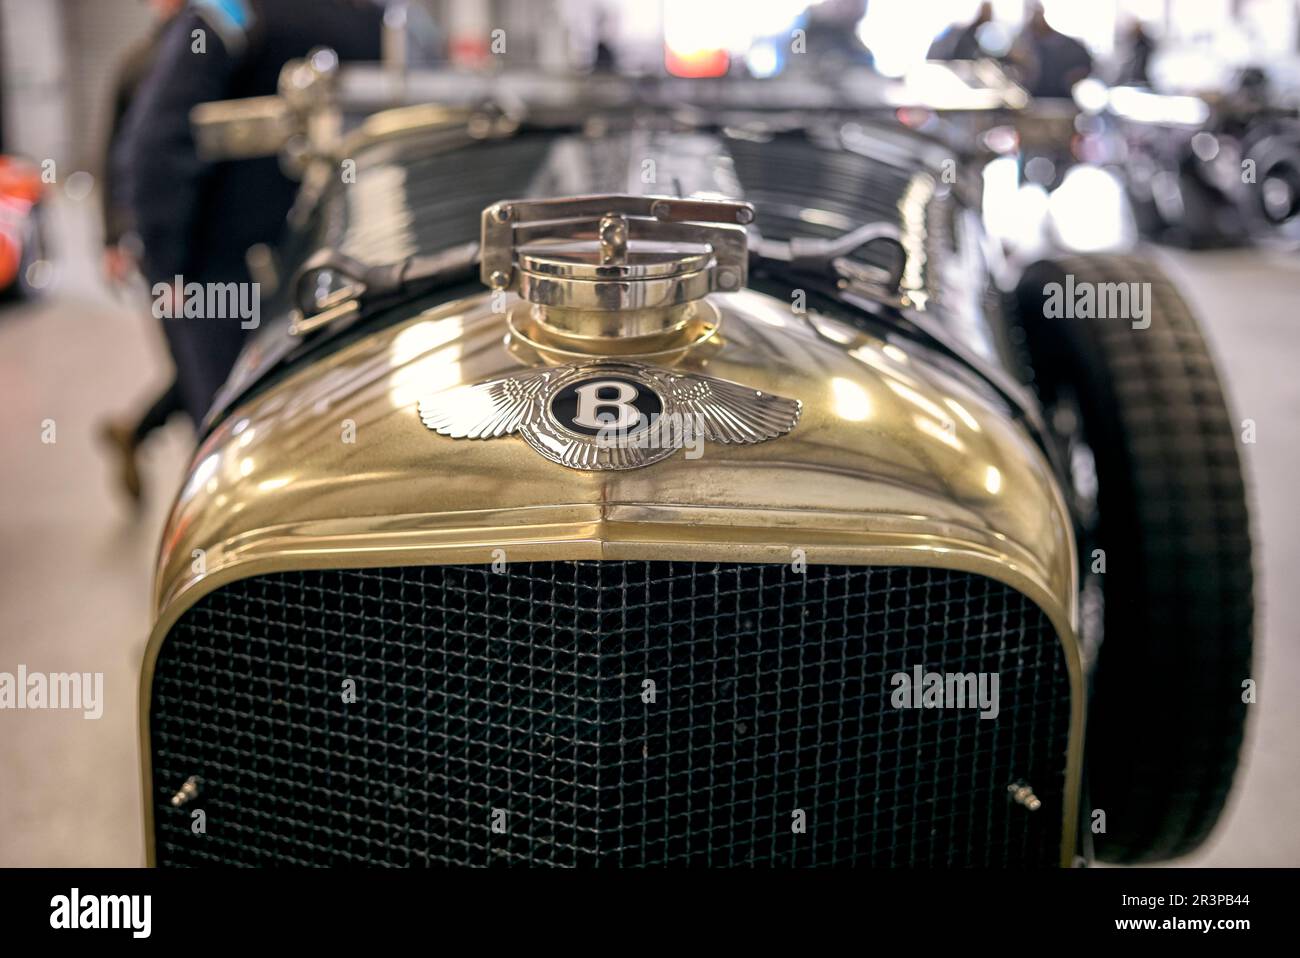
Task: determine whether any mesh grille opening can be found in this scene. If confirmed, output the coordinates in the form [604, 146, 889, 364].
[150, 562, 1071, 867]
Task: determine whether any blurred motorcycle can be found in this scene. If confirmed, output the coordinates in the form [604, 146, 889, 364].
[1113, 68, 1300, 248]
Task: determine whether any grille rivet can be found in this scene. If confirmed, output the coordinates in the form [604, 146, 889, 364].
[1008, 781, 1041, 812]
[170, 775, 201, 808]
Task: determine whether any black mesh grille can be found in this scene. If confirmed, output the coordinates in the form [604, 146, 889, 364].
[150, 563, 1071, 867]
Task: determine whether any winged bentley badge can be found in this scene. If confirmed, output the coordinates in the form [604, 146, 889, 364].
[419, 197, 799, 469]
[417, 361, 801, 471]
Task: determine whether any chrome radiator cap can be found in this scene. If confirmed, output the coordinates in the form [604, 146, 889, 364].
[480, 195, 754, 351]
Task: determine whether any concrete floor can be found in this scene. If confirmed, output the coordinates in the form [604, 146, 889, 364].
[0, 195, 192, 865]
[0, 193, 1296, 866]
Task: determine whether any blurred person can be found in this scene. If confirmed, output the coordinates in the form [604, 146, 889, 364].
[117, 0, 385, 435]
[102, 0, 186, 285]
[1008, 2, 1093, 99]
[592, 8, 618, 74]
[98, 0, 187, 504]
[799, 0, 874, 71]
[1114, 18, 1156, 87]
[928, 2, 993, 62]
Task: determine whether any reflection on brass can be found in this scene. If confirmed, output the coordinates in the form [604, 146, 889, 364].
[139, 282, 1082, 868]
[507, 299, 722, 359]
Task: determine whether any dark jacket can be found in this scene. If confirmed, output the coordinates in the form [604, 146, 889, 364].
[102, 24, 170, 246]
[119, 0, 384, 287]
[1013, 27, 1094, 100]
[117, 0, 384, 425]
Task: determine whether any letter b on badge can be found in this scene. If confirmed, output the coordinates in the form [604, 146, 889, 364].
[572, 380, 642, 430]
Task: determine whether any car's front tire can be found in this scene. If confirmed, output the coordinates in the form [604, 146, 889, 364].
[1014, 254, 1255, 863]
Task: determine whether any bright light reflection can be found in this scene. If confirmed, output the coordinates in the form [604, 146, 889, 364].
[886, 379, 953, 428]
[915, 414, 963, 451]
[1108, 87, 1210, 126]
[944, 398, 981, 432]
[1049, 166, 1131, 252]
[831, 377, 872, 422]
[745, 40, 780, 79]
[849, 344, 921, 388]
[184, 453, 221, 499]
[984, 465, 1003, 495]
[749, 300, 789, 328]
[388, 318, 464, 408]
[816, 322, 855, 345]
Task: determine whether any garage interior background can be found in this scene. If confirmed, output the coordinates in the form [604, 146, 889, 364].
[0, 0, 1297, 866]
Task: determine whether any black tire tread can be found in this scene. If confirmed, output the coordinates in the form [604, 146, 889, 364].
[1015, 254, 1254, 864]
